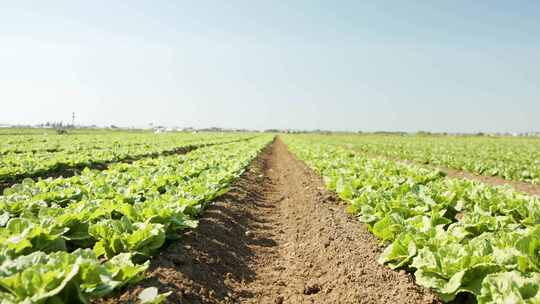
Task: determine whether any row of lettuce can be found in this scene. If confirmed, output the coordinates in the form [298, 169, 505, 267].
[0, 135, 273, 303]
[0, 131, 161, 155]
[0, 132, 252, 183]
[0, 129, 228, 154]
[294, 134, 540, 185]
[283, 135, 540, 303]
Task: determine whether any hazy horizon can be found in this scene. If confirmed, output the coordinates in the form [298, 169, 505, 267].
[2, 1, 539, 133]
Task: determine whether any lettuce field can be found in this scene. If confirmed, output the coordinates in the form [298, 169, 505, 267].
[0, 129, 539, 303]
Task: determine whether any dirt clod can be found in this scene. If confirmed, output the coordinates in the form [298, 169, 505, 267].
[303, 284, 321, 295]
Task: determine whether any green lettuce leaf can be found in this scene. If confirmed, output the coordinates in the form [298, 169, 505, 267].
[478, 271, 540, 304]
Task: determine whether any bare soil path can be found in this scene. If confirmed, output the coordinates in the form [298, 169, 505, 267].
[99, 139, 438, 304]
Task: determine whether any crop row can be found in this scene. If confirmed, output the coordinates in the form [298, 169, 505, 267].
[0, 135, 273, 303]
[0, 133, 252, 183]
[296, 134, 540, 184]
[284, 135, 540, 303]
[0, 131, 245, 155]
[0, 132, 159, 155]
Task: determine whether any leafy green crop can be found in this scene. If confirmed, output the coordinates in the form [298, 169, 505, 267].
[294, 134, 540, 184]
[0, 131, 253, 183]
[0, 249, 147, 303]
[284, 135, 540, 303]
[0, 135, 272, 303]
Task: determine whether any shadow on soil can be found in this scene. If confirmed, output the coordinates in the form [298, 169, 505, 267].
[95, 142, 275, 304]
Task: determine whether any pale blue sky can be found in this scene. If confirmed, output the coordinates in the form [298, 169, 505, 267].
[1, 1, 539, 132]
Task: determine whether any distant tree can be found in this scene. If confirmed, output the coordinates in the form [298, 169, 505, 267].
[417, 131, 432, 136]
[55, 129, 68, 134]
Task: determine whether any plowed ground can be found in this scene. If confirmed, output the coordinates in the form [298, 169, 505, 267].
[98, 139, 439, 304]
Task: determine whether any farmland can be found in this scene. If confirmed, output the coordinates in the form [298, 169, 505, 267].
[299, 134, 540, 185]
[0, 130, 539, 303]
[284, 134, 540, 303]
[0, 131, 254, 188]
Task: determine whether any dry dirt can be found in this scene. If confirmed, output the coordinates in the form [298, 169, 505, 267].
[97, 139, 439, 304]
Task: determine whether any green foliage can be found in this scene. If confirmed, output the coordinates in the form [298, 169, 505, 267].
[284, 135, 540, 302]
[89, 218, 166, 259]
[0, 249, 146, 303]
[295, 133, 540, 184]
[0, 131, 252, 183]
[478, 271, 540, 303]
[0, 135, 272, 303]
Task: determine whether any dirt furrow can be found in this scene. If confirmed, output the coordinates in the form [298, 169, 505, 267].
[98, 138, 438, 304]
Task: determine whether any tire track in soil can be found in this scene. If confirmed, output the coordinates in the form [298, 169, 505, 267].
[97, 138, 439, 304]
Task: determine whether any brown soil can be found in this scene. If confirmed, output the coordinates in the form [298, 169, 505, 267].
[97, 139, 439, 304]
